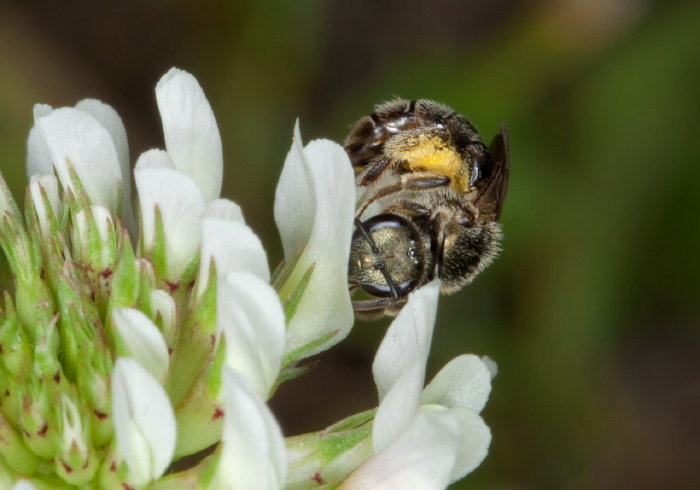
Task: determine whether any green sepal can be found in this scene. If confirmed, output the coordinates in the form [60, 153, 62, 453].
[149, 205, 168, 279]
[283, 262, 315, 325]
[276, 359, 319, 385]
[60, 160, 92, 216]
[0, 412, 41, 475]
[105, 228, 139, 326]
[172, 338, 225, 460]
[166, 258, 217, 407]
[52, 394, 99, 486]
[0, 293, 33, 378]
[271, 245, 305, 293]
[23, 179, 70, 310]
[0, 199, 54, 334]
[281, 329, 340, 369]
[285, 409, 376, 490]
[55, 261, 106, 382]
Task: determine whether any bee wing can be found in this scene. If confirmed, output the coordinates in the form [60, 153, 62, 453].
[474, 124, 510, 222]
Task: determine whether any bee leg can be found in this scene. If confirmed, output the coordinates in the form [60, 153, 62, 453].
[359, 156, 393, 186]
[357, 174, 451, 217]
[352, 296, 407, 314]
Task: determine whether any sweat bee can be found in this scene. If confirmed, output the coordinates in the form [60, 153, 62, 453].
[345, 99, 510, 318]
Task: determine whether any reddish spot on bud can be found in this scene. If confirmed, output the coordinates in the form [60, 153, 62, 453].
[311, 472, 324, 484]
[121, 484, 135, 490]
[53, 371, 61, 383]
[38, 423, 48, 437]
[168, 347, 174, 355]
[164, 280, 180, 294]
[61, 459, 72, 473]
[0, 344, 3, 354]
[111, 461, 117, 472]
[186, 279, 195, 292]
[212, 407, 224, 420]
[40, 268, 45, 280]
[210, 334, 216, 346]
[100, 267, 114, 279]
[94, 410, 108, 421]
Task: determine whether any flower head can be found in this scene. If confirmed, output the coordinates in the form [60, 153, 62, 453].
[0, 67, 494, 489]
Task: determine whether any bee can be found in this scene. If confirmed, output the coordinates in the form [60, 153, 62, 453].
[345, 99, 509, 318]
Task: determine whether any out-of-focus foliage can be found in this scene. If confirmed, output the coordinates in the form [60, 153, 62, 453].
[1, 1, 698, 488]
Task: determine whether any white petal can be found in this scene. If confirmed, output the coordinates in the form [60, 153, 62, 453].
[156, 67, 222, 203]
[36, 108, 122, 214]
[135, 148, 176, 170]
[198, 198, 263, 299]
[29, 175, 59, 237]
[421, 354, 492, 413]
[112, 308, 170, 384]
[481, 355, 498, 379]
[371, 282, 440, 453]
[75, 99, 135, 232]
[26, 104, 54, 178]
[202, 198, 245, 223]
[218, 273, 285, 398]
[198, 216, 269, 298]
[11, 480, 37, 490]
[341, 411, 459, 490]
[274, 122, 356, 356]
[33, 103, 53, 119]
[134, 166, 205, 279]
[373, 281, 440, 401]
[60, 395, 87, 455]
[112, 358, 176, 485]
[274, 122, 315, 257]
[212, 368, 287, 490]
[447, 407, 491, 482]
[372, 361, 425, 455]
[150, 289, 177, 342]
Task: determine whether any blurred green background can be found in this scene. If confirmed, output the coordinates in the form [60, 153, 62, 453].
[1, 0, 699, 488]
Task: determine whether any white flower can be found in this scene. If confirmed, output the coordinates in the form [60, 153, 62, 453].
[274, 122, 356, 360]
[27, 101, 132, 230]
[206, 368, 287, 490]
[111, 358, 177, 486]
[341, 281, 494, 488]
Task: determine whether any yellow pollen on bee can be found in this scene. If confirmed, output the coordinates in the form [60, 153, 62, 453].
[399, 135, 469, 192]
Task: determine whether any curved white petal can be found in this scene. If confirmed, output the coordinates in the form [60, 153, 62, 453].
[421, 354, 492, 414]
[273, 122, 356, 356]
[372, 361, 425, 455]
[135, 148, 176, 171]
[198, 216, 269, 298]
[210, 368, 286, 490]
[373, 281, 440, 401]
[35, 108, 122, 214]
[112, 308, 170, 384]
[447, 407, 491, 482]
[155, 67, 222, 203]
[112, 358, 176, 486]
[371, 282, 440, 453]
[75, 99, 135, 232]
[202, 198, 245, 223]
[341, 411, 459, 490]
[134, 166, 205, 279]
[218, 272, 285, 398]
[26, 104, 54, 178]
